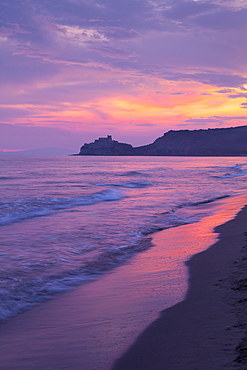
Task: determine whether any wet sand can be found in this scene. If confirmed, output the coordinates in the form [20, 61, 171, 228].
[0, 196, 246, 369]
[114, 203, 247, 370]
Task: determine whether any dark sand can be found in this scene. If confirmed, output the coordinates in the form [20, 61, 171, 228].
[1, 196, 247, 369]
[114, 203, 247, 370]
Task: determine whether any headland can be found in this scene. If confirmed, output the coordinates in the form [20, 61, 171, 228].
[76, 126, 247, 156]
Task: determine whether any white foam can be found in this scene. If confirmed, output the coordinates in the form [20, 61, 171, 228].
[216, 170, 247, 179]
[0, 189, 125, 226]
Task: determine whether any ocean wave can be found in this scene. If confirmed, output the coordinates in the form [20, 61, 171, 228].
[162, 194, 230, 216]
[119, 171, 144, 176]
[0, 237, 152, 323]
[187, 194, 230, 206]
[95, 181, 152, 188]
[141, 220, 189, 236]
[142, 195, 230, 237]
[0, 203, 199, 322]
[0, 176, 26, 180]
[0, 192, 233, 323]
[212, 163, 247, 179]
[146, 167, 173, 172]
[0, 177, 13, 180]
[0, 189, 125, 226]
[215, 171, 247, 179]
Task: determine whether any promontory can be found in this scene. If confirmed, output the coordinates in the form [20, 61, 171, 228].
[75, 126, 247, 156]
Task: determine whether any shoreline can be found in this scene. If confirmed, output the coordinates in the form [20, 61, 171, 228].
[113, 202, 247, 369]
[0, 195, 246, 369]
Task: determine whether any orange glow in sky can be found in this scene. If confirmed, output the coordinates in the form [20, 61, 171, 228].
[1, 1, 247, 150]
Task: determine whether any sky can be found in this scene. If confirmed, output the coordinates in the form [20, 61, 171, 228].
[1, 0, 247, 150]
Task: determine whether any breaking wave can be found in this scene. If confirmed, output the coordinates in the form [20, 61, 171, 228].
[0, 237, 152, 323]
[0, 192, 233, 323]
[0, 189, 125, 226]
[214, 163, 247, 179]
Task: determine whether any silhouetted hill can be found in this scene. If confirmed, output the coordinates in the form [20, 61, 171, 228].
[135, 126, 247, 156]
[78, 135, 135, 155]
[76, 126, 247, 156]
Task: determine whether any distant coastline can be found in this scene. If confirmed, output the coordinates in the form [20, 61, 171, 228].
[75, 126, 247, 157]
[1, 148, 74, 156]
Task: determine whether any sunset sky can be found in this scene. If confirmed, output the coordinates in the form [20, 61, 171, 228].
[1, 0, 247, 150]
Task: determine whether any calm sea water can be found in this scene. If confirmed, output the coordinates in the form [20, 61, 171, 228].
[0, 155, 247, 323]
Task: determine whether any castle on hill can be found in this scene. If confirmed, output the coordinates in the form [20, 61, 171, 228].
[78, 135, 134, 155]
[94, 135, 113, 143]
[76, 126, 247, 156]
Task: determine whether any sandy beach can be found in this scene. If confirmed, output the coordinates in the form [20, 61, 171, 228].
[1, 195, 247, 369]
[114, 201, 247, 370]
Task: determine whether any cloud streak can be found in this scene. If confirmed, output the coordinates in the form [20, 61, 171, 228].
[1, 0, 247, 149]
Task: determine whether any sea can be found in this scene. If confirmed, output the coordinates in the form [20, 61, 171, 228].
[1, 155, 247, 324]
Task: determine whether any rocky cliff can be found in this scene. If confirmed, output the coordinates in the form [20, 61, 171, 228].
[135, 126, 247, 156]
[76, 126, 247, 156]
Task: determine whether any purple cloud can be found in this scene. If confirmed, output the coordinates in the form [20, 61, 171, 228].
[193, 8, 247, 31]
[216, 88, 236, 94]
[186, 116, 247, 124]
[1, 0, 247, 150]
[136, 123, 156, 126]
[2, 0, 247, 78]
[162, 71, 247, 88]
[164, 1, 217, 21]
[228, 93, 247, 99]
